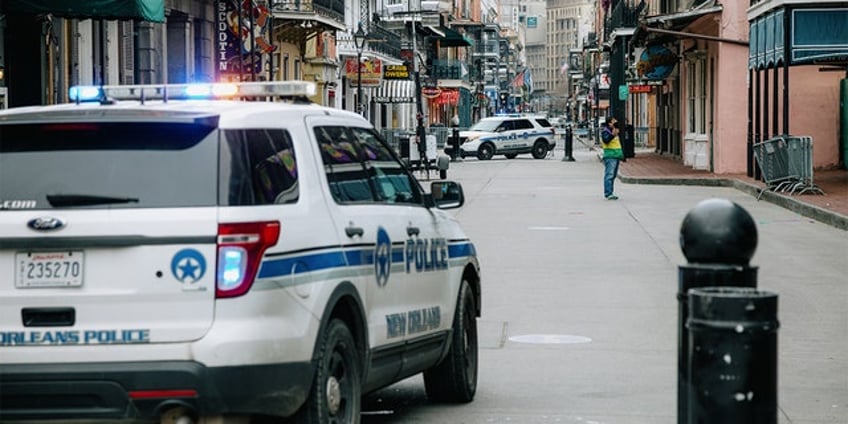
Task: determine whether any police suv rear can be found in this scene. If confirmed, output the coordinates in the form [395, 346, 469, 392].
[0, 81, 481, 423]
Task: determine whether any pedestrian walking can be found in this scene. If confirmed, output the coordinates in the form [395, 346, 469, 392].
[600, 116, 624, 200]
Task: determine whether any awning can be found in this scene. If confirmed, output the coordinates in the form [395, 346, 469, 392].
[2, 0, 165, 22]
[643, 4, 723, 31]
[435, 26, 473, 47]
[374, 80, 416, 104]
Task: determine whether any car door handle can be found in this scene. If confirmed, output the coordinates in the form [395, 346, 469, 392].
[407, 226, 420, 237]
[345, 226, 364, 238]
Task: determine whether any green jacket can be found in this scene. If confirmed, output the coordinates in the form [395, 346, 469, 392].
[600, 126, 624, 159]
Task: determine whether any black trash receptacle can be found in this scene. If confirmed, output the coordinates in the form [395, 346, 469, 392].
[399, 135, 410, 162]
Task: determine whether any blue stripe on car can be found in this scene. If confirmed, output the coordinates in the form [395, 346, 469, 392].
[257, 241, 475, 279]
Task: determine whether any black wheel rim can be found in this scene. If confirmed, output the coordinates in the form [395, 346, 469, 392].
[479, 145, 493, 160]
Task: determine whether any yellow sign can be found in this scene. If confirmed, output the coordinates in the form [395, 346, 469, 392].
[384, 65, 410, 80]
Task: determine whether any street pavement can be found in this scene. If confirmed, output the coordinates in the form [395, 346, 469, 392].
[362, 141, 848, 423]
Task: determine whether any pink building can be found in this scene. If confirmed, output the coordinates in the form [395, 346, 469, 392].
[627, 0, 847, 176]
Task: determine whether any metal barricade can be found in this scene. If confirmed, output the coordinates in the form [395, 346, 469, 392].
[752, 135, 823, 199]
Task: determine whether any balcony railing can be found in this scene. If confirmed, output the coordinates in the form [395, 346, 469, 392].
[270, 0, 344, 22]
[431, 59, 466, 80]
[369, 23, 402, 58]
[602, 1, 645, 44]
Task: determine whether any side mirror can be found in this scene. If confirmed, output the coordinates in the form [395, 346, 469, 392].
[429, 181, 464, 209]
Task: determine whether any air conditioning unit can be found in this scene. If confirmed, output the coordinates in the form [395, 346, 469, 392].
[386, 3, 405, 16]
[420, 1, 438, 12]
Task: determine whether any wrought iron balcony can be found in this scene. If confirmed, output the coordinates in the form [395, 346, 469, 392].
[368, 22, 402, 59]
[431, 59, 466, 80]
[270, 0, 344, 22]
[602, 0, 645, 44]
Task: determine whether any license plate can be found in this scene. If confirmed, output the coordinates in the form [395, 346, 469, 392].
[15, 251, 84, 288]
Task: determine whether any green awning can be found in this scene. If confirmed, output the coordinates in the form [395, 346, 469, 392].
[2, 0, 165, 22]
[437, 26, 473, 48]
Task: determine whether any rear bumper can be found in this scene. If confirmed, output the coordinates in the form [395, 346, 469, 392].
[0, 360, 314, 421]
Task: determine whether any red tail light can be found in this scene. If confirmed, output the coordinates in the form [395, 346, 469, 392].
[216, 221, 280, 299]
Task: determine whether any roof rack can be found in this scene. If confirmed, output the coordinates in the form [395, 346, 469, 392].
[68, 81, 317, 105]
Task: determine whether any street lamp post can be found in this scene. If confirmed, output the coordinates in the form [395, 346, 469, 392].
[354, 23, 367, 116]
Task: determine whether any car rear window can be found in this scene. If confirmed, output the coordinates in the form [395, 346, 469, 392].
[535, 118, 553, 127]
[0, 122, 219, 210]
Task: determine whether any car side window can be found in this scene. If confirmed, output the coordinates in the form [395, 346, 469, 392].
[496, 121, 512, 132]
[316, 125, 377, 204]
[514, 119, 534, 130]
[220, 129, 299, 206]
[349, 127, 422, 205]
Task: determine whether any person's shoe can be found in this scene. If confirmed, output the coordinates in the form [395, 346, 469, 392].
[605, 194, 619, 200]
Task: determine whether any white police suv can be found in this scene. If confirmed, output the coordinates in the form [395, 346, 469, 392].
[0, 81, 481, 423]
[457, 114, 555, 160]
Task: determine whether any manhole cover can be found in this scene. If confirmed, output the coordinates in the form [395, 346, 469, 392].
[508, 334, 592, 344]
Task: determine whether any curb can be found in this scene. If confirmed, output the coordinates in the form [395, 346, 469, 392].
[619, 175, 848, 231]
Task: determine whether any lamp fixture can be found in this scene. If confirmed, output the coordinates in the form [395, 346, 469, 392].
[353, 22, 368, 116]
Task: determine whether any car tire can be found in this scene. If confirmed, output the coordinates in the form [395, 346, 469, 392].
[423, 279, 478, 403]
[504, 153, 518, 159]
[294, 319, 361, 424]
[531, 140, 548, 159]
[477, 143, 494, 161]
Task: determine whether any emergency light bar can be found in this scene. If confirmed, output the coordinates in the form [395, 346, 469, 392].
[68, 81, 317, 103]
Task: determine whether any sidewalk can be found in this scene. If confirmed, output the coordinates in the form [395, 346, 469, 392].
[614, 148, 848, 231]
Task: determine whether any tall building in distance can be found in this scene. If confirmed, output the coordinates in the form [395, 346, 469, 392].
[524, 0, 547, 111]
[546, 0, 595, 112]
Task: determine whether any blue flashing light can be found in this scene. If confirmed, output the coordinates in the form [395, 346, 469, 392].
[184, 84, 213, 98]
[69, 86, 103, 102]
[218, 247, 247, 289]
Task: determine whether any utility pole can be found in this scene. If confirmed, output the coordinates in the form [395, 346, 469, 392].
[411, 17, 426, 155]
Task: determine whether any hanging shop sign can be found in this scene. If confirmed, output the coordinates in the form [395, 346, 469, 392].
[636, 45, 678, 80]
[345, 58, 383, 87]
[216, 0, 277, 82]
[422, 87, 441, 99]
[628, 84, 652, 93]
[384, 64, 410, 80]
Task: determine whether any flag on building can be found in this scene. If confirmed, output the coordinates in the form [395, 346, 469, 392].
[512, 69, 525, 88]
[560, 60, 569, 75]
[524, 68, 534, 93]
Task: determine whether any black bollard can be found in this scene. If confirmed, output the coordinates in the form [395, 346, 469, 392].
[687, 287, 779, 424]
[451, 127, 460, 161]
[562, 125, 575, 162]
[677, 198, 759, 424]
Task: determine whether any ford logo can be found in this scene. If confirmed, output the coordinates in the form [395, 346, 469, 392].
[27, 217, 66, 231]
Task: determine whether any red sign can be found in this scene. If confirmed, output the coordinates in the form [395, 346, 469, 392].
[433, 88, 459, 105]
[422, 87, 441, 99]
[629, 85, 652, 93]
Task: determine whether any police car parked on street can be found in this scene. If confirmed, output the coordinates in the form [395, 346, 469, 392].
[0, 81, 481, 423]
[455, 114, 555, 160]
